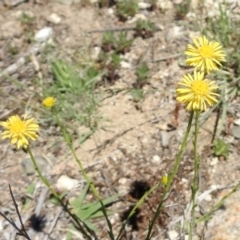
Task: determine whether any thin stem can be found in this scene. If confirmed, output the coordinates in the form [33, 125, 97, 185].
[116, 182, 161, 240]
[216, 79, 227, 139]
[146, 111, 194, 240]
[55, 114, 115, 240]
[27, 146, 92, 239]
[196, 181, 240, 224]
[189, 110, 200, 240]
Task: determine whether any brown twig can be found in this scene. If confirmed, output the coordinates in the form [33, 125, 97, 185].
[152, 53, 182, 62]
[88, 26, 137, 33]
[0, 185, 31, 240]
[88, 26, 163, 34]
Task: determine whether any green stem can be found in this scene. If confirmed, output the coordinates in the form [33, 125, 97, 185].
[116, 181, 161, 240]
[189, 110, 200, 240]
[27, 146, 92, 240]
[55, 114, 115, 240]
[196, 181, 240, 224]
[146, 111, 194, 240]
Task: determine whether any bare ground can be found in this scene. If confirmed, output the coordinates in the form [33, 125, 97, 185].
[1, 1, 240, 240]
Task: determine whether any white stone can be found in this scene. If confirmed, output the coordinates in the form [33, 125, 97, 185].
[138, 2, 151, 9]
[165, 26, 184, 43]
[35, 27, 53, 42]
[118, 177, 128, 185]
[128, 13, 146, 24]
[167, 230, 179, 240]
[186, 12, 197, 21]
[160, 130, 169, 147]
[48, 13, 61, 24]
[56, 175, 78, 191]
[107, 8, 114, 15]
[181, 178, 188, 183]
[151, 155, 162, 164]
[231, 125, 240, 138]
[157, 0, 173, 11]
[205, 194, 213, 202]
[120, 61, 131, 69]
[210, 157, 218, 166]
[234, 118, 240, 125]
[91, 47, 101, 60]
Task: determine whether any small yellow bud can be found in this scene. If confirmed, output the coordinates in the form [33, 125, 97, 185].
[42, 97, 56, 108]
[161, 173, 168, 185]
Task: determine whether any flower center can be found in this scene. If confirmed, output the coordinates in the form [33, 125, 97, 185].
[10, 119, 26, 133]
[191, 80, 209, 96]
[199, 45, 214, 58]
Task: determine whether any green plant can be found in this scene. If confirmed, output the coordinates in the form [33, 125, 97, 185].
[19, 12, 36, 44]
[104, 52, 121, 83]
[19, 12, 35, 25]
[70, 183, 117, 232]
[147, 0, 157, 11]
[43, 59, 104, 135]
[96, 51, 121, 83]
[116, 0, 138, 21]
[131, 88, 144, 102]
[115, 31, 134, 54]
[212, 138, 229, 158]
[134, 19, 156, 38]
[98, 0, 116, 8]
[174, 0, 190, 20]
[134, 62, 150, 87]
[22, 183, 35, 210]
[7, 44, 19, 55]
[131, 62, 149, 101]
[202, 5, 240, 138]
[101, 31, 116, 52]
[203, 4, 240, 77]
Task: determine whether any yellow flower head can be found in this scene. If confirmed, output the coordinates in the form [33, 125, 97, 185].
[42, 97, 56, 108]
[176, 71, 219, 111]
[1, 115, 39, 149]
[185, 36, 225, 73]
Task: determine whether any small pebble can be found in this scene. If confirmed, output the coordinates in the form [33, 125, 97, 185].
[231, 125, 240, 139]
[56, 175, 79, 191]
[21, 156, 48, 175]
[120, 61, 131, 69]
[160, 130, 169, 148]
[118, 178, 128, 185]
[138, 2, 151, 9]
[35, 27, 53, 42]
[151, 155, 162, 164]
[47, 13, 61, 24]
[210, 157, 218, 166]
[234, 118, 240, 126]
[167, 230, 179, 240]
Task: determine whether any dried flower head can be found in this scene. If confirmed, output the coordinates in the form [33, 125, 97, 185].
[185, 36, 225, 73]
[176, 71, 219, 111]
[42, 97, 56, 108]
[1, 115, 39, 149]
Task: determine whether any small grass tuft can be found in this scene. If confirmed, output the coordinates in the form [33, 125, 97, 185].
[134, 19, 156, 39]
[116, 0, 138, 22]
[115, 31, 134, 54]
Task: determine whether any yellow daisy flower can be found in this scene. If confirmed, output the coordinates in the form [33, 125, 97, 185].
[42, 97, 56, 108]
[176, 71, 219, 111]
[1, 115, 39, 149]
[185, 36, 226, 73]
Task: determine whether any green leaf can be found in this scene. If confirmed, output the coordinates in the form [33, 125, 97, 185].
[213, 138, 229, 158]
[26, 182, 35, 195]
